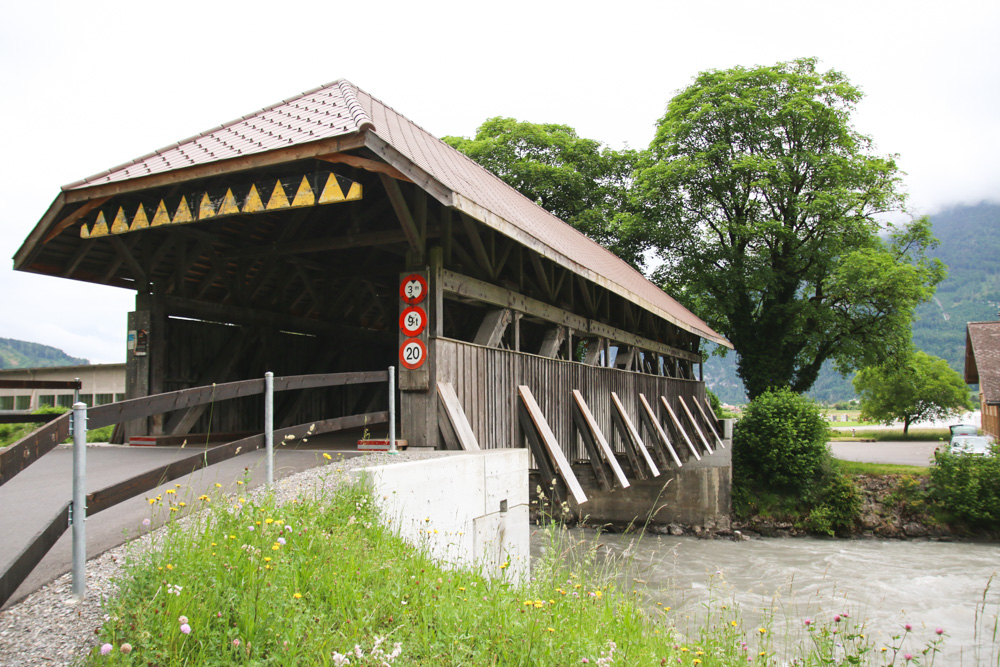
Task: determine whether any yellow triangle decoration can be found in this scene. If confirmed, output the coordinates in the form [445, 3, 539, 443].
[266, 180, 290, 210]
[131, 204, 150, 231]
[318, 173, 346, 204]
[199, 193, 217, 219]
[111, 207, 130, 234]
[346, 181, 362, 201]
[91, 211, 109, 237]
[173, 196, 193, 224]
[218, 189, 240, 216]
[151, 200, 171, 226]
[243, 185, 265, 213]
[290, 176, 315, 207]
[80, 223, 91, 239]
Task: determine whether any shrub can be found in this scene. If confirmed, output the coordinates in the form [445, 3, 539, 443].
[929, 444, 1000, 529]
[733, 387, 831, 496]
[805, 474, 862, 536]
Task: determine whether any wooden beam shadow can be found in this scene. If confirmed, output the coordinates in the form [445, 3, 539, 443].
[610, 391, 659, 479]
[660, 396, 701, 461]
[571, 390, 629, 491]
[517, 385, 587, 505]
[437, 382, 481, 451]
[638, 393, 683, 468]
[678, 396, 714, 455]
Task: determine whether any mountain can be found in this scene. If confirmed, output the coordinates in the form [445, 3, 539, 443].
[0, 338, 89, 369]
[703, 202, 1000, 405]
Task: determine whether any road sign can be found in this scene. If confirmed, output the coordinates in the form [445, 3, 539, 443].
[399, 306, 427, 337]
[399, 338, 427, 370]
[399, 274, 428, 304]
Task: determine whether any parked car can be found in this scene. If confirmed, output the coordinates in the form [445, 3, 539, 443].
[948, 435, 995, 456]
[949, 424, 979, 437]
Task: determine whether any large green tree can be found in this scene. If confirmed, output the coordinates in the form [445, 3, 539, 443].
[443, 118, 649, 269]
[637, 58, 945, 399]
[853, 350, 972, 434]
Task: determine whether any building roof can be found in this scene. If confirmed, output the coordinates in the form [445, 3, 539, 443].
[27, 80, 730, 348]
[965, 321, 1000, 404]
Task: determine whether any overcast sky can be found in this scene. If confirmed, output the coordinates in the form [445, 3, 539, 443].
[1, 0, 997, 363]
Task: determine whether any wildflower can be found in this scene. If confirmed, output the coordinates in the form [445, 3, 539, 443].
[693, 661, 702, 665]
[731, 620, 738, 627]
[834, 615, 841, 622]
[178, 615, 188, 624]
[166, 489, 176, 495]
[285, 525, 292, 532]
[147, 498, 155, 505]
[277, 537, 286, 545]
[237, 480, 244, 485]
[323, 453, 332, 460]
[215, 483, 222, 488]
[100, 643, 113, 655]
[935, 627, 944, 635]
[165, 564, 173, 571]
[233, 639, 241, 648]
[175, 483, 181, 487]
[904, 623, 912, 631]
[120, 643, 132, 654]
[804, 618, 811, 626]
[758, 628, 766, 634]
[294, 593, 302, 599]
[180, 623, 191, 635]
[546, 627, 555, 632]
[249, 526, 255, 532]
[170, 507, 178, 512]
[904, 653, 913, 662]
[142, 518, 151, 527]
[272, 544, 280, 551]
[582, 660, 590, 664]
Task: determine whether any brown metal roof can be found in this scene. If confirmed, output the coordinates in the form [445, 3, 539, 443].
[966, 321, 1000, 403]
[49, 79, 729, 348]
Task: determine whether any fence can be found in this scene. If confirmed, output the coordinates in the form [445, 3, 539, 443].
[0, 369, 394, 608]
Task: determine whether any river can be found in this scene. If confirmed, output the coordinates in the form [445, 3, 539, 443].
[532, 529, 1000, 665]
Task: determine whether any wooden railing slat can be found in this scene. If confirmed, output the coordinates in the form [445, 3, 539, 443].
[0, 413, 72, 488]
[0, 502, 70, 608]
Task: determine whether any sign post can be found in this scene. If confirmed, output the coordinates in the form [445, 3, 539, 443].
[398, 272, 430, 390]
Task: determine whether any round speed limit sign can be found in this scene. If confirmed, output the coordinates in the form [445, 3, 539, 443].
[399, 338, 427, 370]
[399, 274, 427, 304]
[399, 306, 427, 337]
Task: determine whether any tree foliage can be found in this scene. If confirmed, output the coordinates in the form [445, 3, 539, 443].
[853, 349, 972, 434]
[637, 58, 945, 399]
[443, 118, 650, 268]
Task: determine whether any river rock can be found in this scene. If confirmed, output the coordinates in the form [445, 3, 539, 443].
[903, 522, 930, 537]
[668, 523, 684, 536]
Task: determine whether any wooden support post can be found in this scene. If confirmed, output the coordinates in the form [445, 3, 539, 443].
[380, 174, 424, 263]
[517, 385, 587, 504]
[638, 393, 683, 468]
[123, 307, 151, 442]
[538, 326, 565, 358]
[614, 345, 635, 370]
[473, 309, 512, 348]
[610, 392, 659, 478]
[513, 312, 521, 352]
[678, 396, 714, 455]
[436, 382, 481, 451]
[583, 338, 603, 365]
[660, 396, 701, 461]
[693, 397, 726, 449]
[572, 390, 629, 490]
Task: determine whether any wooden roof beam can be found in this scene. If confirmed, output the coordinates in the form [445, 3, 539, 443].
[379, 174, 423, 258]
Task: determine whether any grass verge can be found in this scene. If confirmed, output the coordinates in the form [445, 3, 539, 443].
[85, 475, 952, 665]
[830, 428, 950, 442]
[831, 459, 931, 476]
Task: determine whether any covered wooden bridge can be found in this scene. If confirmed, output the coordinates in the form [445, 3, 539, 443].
[15, 80, 732, 525]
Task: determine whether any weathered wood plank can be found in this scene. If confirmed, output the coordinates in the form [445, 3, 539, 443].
[0, 413, 71, 488]
[693, 397, 725, 449]
[436, 382, 481, 451]
[678, 396, 714, 455]
[638, 393, 683, 468]
[517, 385, 587, 504]
[660, 396, 701, 461]
[572, 390, 628, 489]
[610, 392, 659, 478]
[0, 414, 61, 425]
[0, 502, 70, 608]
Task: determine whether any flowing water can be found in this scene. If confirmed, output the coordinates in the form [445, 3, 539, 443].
[531, 529, 1000, 665]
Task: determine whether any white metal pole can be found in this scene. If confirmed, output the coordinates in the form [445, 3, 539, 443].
[388, 366, 397, 454]
[264, 372, 274, 486]
[71, 401, 87, 601]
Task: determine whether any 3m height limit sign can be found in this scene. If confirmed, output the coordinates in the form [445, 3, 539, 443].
[398, 272, 429, 389]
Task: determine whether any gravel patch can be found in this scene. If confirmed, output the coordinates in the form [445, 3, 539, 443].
[0, 450, 452, 666]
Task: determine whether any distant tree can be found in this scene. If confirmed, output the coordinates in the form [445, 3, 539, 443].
[853, 350, 972, 434]
[636, 58, 945, 399]
[443, 118, 650, 269]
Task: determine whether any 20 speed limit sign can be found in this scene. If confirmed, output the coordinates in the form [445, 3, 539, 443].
[399, 274, 427, 304]
[399, 306, 427, 337]
[399, 338, 427, 370]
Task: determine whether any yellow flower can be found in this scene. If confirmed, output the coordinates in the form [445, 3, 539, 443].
[166, 564, 173, 570]
[323, 453, 332, 460]
[215, 483, 222, 488]
[693, 661, 702, 665]
[459, 587, 466, 591]
[546, 627, 554, 633]
[264, 557, 271, 562]
[759, 651, 766, 657]
[211, 542, 217, 546]
[174, 483, 182, 488]
[236, 480, 244, 485]
[293, 593, 302, 599]
[179, 502, 186, 507]
[680, 647, 689, 653]
[759, 628, 767, 634]
[731, 620, 738, 627]
[148, 498, 155, 505]
[169, 507, 178, 512]
[166, 489, 176, 495]
[272, 544, 280, 551]
[523, 600, 533, 606]
[265, 518, 274, 525]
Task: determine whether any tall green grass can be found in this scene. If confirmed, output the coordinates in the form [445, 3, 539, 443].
[86, 473, 952, 665]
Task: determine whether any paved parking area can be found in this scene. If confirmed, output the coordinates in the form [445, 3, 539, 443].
[828, 440, 940, 467]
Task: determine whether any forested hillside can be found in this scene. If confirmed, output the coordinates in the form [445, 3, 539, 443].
[705, 202, 1000, 404]
[0, 337, 89, 369]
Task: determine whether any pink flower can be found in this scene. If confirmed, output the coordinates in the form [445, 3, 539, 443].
[935, 627, 944, 635]
[804, 618, 811, 626]
[233, 639, 241, 648]
[178, 615, 188, 624]
[180, 623, 191, 635]
[100, 644, 112, 655]
[142, 518, 151, 528]
[834, 615, 841, 622]
[582, 660, 590, 664]
[120, 643, 132, 654]
[905, 623, 913, 631]
[904, 653, 913, 661]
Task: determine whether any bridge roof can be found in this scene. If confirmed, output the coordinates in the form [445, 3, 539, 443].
[966, 321, 1000, 404]
[18, 80, 729, 348]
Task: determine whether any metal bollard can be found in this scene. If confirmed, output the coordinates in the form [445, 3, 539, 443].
[71, 401, 87, 601]
[264, 372, 274, 486]
[388, 366, 398, 454]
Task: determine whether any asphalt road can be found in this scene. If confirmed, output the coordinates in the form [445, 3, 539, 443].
[828, 440, 940, 467]
[0, 444, 351, 609]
